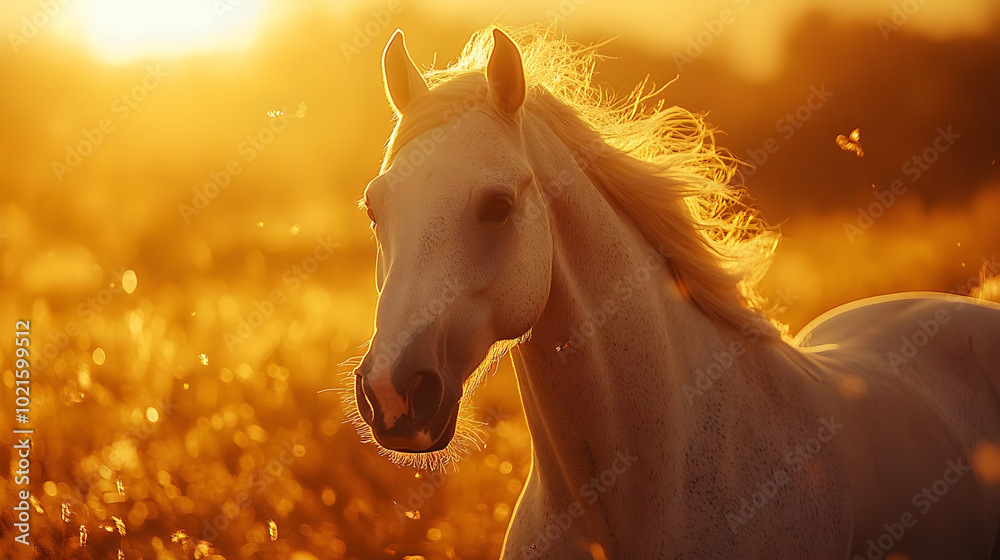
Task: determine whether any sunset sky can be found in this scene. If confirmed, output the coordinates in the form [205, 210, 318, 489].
[4, 0, 997, 75]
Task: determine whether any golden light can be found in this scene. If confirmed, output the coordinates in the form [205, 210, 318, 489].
[122, 269, 137, 294]
[972, 441, 1000, 483]
[63, 0, 269, 65]
[3, 0, 998, 556]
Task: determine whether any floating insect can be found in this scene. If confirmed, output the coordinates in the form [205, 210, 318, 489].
[555, 340, 572, 352]
[835, 127, 864, 157]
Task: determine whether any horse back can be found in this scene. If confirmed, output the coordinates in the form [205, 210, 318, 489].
[796, 292, 1000, 396]
[794, 292, 1000, 557]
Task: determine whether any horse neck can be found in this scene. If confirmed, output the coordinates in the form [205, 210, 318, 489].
[510, 120, 760, 506]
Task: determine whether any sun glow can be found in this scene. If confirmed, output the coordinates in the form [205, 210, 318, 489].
[64, 0, 269, 64]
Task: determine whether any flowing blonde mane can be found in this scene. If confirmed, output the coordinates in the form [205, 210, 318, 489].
[385, 25, 784, 339]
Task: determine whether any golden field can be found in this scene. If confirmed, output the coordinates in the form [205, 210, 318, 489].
[1, 1, 999, 558]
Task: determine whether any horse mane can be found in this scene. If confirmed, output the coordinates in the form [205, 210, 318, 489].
[384, 25, 784, 336]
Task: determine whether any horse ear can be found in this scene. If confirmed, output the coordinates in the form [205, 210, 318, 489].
[486, 29, 525, 117]
[382, 29, 429, 115]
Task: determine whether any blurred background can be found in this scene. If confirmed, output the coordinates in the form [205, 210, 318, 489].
[1, 0, 998, 558]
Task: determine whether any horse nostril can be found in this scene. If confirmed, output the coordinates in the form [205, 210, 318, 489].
[407, 369, 444, 426]
[355, 374, 375, 425]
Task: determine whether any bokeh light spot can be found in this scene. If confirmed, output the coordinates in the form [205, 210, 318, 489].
[122, 270, 137, 294]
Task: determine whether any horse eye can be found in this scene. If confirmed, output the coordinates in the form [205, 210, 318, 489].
[366, 206, 376, 225]
[480, 196, 512, 224]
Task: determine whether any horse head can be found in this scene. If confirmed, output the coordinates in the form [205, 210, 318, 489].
[350, 29, 551, 464]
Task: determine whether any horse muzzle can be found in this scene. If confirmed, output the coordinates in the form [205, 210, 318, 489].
[354, 360, 460, 453]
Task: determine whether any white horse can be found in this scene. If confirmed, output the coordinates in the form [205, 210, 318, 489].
[346, 26, 1000, 559]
